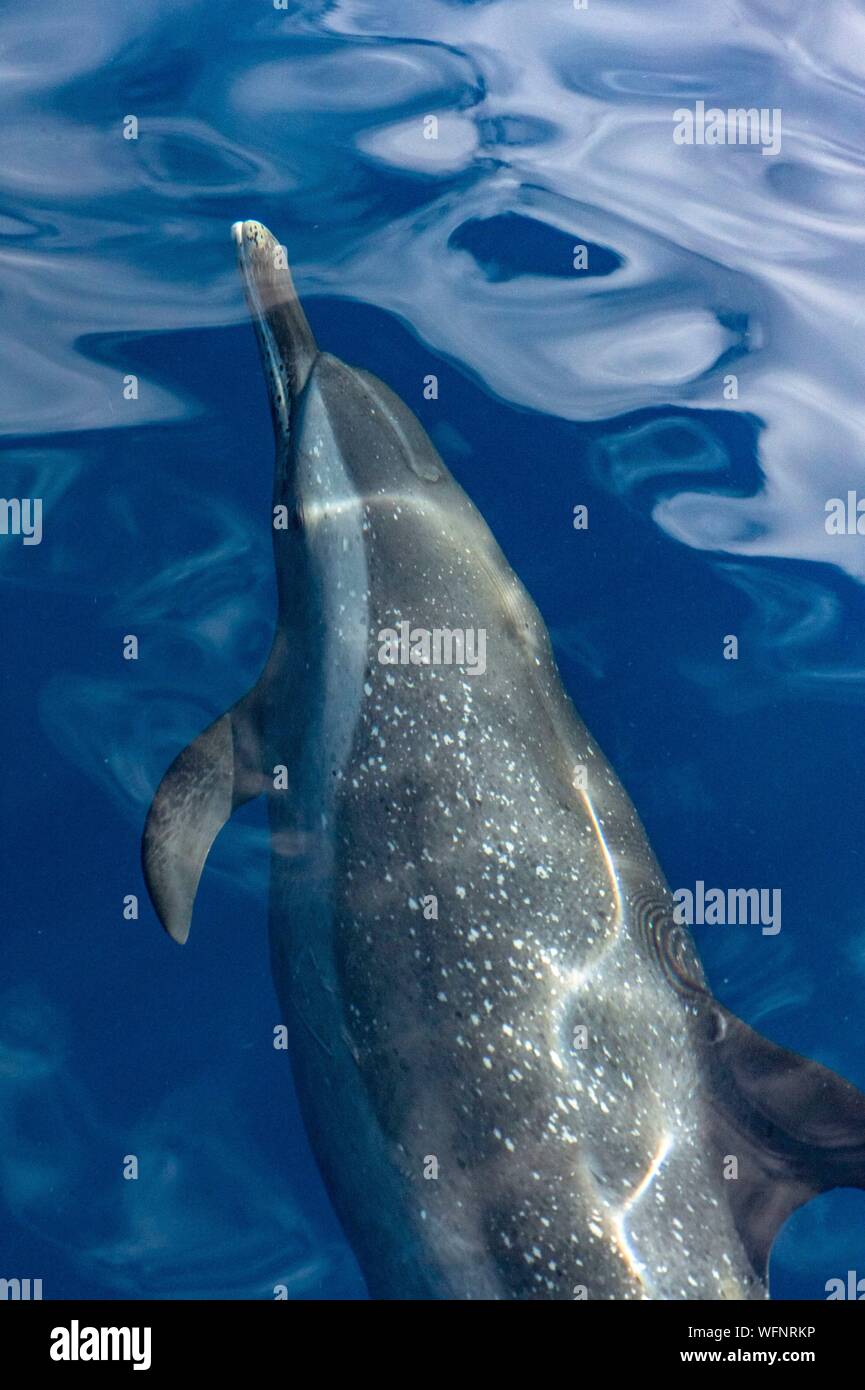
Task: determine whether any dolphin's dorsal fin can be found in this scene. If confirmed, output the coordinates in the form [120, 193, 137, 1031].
[142, 689, 266, 944]
[700, 1003, 865, 1282]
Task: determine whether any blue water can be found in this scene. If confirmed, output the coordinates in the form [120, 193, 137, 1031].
[3, 0, 865, 1299]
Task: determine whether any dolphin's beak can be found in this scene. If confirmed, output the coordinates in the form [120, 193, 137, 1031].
[232, 219, 318, 439]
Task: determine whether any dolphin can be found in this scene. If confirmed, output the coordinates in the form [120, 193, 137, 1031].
[142, 219, 865, 1300]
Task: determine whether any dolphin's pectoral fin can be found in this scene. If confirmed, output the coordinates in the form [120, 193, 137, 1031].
[701, 1003, 865, 1282]
[142, 690, 265, 945]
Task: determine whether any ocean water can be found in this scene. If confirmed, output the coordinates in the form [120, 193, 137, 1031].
[2, 0, 865, 1300]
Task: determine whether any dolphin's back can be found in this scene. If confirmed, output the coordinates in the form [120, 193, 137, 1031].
[273, 525, 759, 1297]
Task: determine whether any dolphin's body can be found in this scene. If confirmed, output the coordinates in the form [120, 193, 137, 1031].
[143, 220, 865, 1300]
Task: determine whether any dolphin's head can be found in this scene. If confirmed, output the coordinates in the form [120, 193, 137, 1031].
[233, 220, 465, 538]
[232, 220, 318, 442]
[232, 217, 512, 657]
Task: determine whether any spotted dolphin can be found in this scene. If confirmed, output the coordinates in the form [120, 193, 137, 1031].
[142, 220, 865, 1300]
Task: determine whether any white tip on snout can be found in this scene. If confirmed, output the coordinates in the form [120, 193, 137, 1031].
[231, 221, 245, 247]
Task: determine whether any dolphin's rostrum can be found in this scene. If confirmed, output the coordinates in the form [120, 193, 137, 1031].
[143, 220, 865, 1300]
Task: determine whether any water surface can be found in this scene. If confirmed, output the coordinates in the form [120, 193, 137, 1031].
[3, 0, 865, 1299]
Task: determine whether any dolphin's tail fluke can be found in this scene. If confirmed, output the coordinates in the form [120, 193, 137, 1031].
[232, 219, 318, 442]
[141, 687, 266, 944]
[699, 1002, 865, 1288]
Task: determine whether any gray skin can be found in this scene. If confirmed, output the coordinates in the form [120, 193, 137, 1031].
[143, 221, 865, 1301]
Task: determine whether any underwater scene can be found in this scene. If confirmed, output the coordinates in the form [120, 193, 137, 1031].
[2, 0, 865, 1307]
